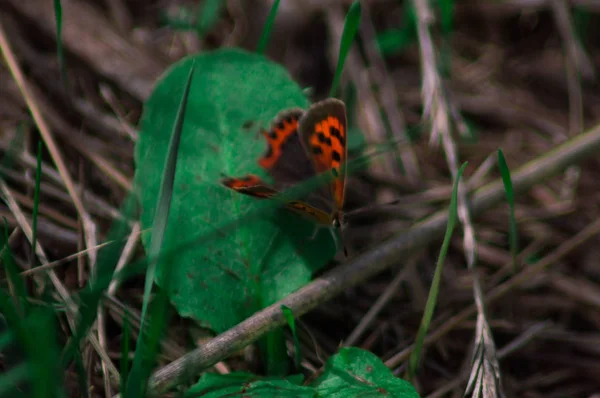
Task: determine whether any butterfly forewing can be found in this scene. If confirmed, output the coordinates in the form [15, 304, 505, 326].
[297, 99, 348, 210]
[258, 109, 316, 186]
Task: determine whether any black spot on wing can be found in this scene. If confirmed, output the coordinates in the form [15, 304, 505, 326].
[312, 146, 323, 155]
[332, 150, 341, 162]
[330, 126, 345, 146]
[317, 133, 332, 146]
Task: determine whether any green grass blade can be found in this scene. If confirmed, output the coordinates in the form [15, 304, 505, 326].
[196, 0, 223, 38]
[329, 1, 361, 98]
[25, 309, 64, 398]
[53, 0, 68, 88]
[73, 346, 89, 398]
[281, 305, 301, 371]
[437, 0, 455, 78]
[139, 62, 194, 334]
[30, 141, 43, 269]
[256, 0, 280, 54]
[263, 329, 289, 376]
[0, 286, 64, 398]
[126, 63, 196, 398]
[407, 162, 467, 380]
[497, 149, 518, 272]
[0, 290, 25, 361]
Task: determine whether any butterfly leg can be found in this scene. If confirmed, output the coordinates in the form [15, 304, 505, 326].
[307, 224, 321, 241]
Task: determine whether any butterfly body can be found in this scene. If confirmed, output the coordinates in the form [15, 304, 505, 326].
[222, 98, 348, 236]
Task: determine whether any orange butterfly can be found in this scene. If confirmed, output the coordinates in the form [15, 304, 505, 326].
[222, 98, 348, 241]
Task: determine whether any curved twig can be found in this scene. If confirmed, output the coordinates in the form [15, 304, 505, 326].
[145, 122, 600, 395]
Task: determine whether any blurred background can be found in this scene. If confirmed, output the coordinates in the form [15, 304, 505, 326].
[1, 0, 600, 396]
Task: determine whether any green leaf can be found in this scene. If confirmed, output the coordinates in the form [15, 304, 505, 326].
[185, 372, 310, 397]
[135, 49, 336, 334]
[185, 349, 419, 397]
[312, 347, 419, 397]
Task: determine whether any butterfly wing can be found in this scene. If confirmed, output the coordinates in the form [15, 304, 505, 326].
[257, 108, 334, 219]
[258, 109, 316, 186]
[221, 174, 332, 224]
[222, 175, 279, 198]
[297, 98, 348, 211]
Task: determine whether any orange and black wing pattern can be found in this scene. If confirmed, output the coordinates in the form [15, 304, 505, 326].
[297, 99, 348, 210]
[257, 108, 319, 186]
[221, 175, 278, 199]
[258, 109, 304, 170]
[221, 174, 332, 224]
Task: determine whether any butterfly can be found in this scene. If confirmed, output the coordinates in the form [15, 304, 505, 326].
[221, 98, 348, 246]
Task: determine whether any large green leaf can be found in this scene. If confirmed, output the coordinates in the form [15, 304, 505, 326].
[312, 348, 419, 397]
[135, 49, 336, 333]
[185, 373, 312, 397]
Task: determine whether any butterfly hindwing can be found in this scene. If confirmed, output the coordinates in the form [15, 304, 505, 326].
[221, 175, 332, 224]
[297, 98, 348, 210]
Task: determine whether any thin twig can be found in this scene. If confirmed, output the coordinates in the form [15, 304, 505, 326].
[412, 0, 502, 394]
[385, 215, 600, 368]
[0, 177, 120, 383]
[0, 20, 98, 266]
[427, 321, 552, 397]
[344, 260, 413, 347]
[108, 222, 140, 296]
[360, 4, 420, 182]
